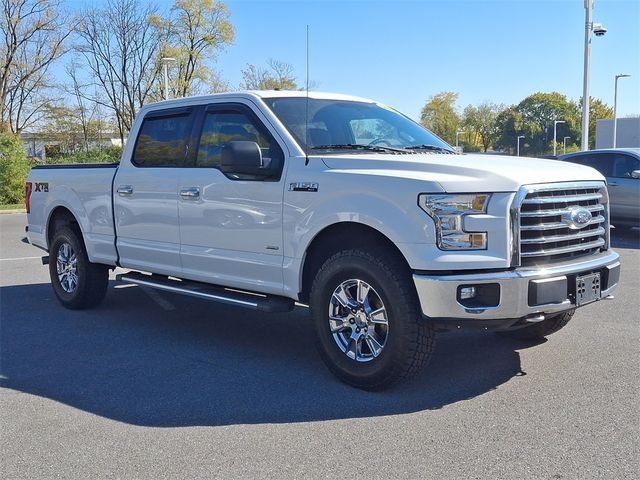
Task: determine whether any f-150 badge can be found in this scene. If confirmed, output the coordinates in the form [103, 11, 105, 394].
[289, 182, 318, 192]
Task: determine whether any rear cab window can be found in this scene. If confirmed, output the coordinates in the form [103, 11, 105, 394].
[132, 107, 196, 167]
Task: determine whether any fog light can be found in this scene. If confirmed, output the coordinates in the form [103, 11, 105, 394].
[457, 283, 501, 309]
[459, 286, 477, 300]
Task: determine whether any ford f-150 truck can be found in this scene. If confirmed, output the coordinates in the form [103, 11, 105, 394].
[25, 91, 621, 389]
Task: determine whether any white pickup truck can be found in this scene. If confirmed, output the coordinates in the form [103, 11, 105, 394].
[25, 91, 621, 389]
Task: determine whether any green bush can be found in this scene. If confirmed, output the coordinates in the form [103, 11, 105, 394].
[0, 133, 31, 205]
[48, 146, 123, 165]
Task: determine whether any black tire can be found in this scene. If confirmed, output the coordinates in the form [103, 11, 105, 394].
[309, 248, 435, 390]
[499, 310, 575, 340]
[49, 226, 109, 309]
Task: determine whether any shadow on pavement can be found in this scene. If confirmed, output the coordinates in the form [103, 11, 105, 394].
[610, 227, 639, 250]
[0, 281, 530, 427]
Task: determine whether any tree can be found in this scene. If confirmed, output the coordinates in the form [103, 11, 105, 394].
[515, 92, 579, 155]
[0, 0, 70, 132]
[420, 92, 460, 144]
[75, 0, 163, 142]
[240, 59, 299, 90]
[154, 0, 234, 98]
[578, 96, 614, 149]
[494, 106, 525, 154]
[462, 102, 505, 152]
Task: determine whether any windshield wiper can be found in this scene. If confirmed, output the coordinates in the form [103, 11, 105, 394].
[311, 144, 410, 154]
[405, 144, 457, 154]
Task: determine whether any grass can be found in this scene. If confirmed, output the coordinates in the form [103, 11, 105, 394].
[0, 203, 24, 210]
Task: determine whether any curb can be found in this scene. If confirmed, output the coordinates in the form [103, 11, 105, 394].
[0, 209, 26, 214]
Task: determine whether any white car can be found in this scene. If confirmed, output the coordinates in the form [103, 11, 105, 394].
[25, 91, 621, 389]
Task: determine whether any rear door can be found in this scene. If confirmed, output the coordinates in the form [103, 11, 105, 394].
[177, 102, 287, 295]
[114, 107, 198, 275]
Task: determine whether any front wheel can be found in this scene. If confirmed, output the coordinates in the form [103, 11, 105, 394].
[309, 248, 435, 390]
[49, 226, 109, 309]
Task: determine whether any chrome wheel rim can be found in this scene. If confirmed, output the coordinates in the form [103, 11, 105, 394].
[328, 279, 389, 362]
[56, 242, 78, 293]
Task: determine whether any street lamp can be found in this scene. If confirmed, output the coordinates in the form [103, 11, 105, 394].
[517, 135, 525, 157]
[613, 73, 631, 148]
[161, 57, 176, 100]
[563, 136, 571, 155]
[455, 130, 464, 149]
[581, 0, 608, 151]
[553, 120, 565, 157]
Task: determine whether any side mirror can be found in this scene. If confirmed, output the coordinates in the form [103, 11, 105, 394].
[631, 170, 640, 179]
[220, 141, 271, 177]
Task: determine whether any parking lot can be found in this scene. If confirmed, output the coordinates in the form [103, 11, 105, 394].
[1, 212, 638, 479]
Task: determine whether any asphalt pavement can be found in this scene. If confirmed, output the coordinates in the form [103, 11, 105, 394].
[1, 213, 638, 479]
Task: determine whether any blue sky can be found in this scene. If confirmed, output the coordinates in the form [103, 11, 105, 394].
[66, 0, 640, 121]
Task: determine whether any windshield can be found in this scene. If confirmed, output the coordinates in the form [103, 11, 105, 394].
[263, 97, 455, 154]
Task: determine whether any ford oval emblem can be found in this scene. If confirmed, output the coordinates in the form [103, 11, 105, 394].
[563, 207, 593, 229]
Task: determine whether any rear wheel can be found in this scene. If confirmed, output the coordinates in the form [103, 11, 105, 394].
[499, 310, 575, 340]
[310, 248, 435, 390]
[49, 226, 109, 309]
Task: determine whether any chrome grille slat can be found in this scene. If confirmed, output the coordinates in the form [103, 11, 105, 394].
[520, 227, 606, 244]
[520, 238, 605, 257]
[516, 182, 609, 266]
[522, 192, 603, 204]
[520, 216, 605, 231]
[520, 204, 604, 218]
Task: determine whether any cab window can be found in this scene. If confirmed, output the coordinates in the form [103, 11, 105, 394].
[195, 106, 284, 177]
[132, 109, 195, 167]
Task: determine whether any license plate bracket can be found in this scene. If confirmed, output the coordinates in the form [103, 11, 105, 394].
[575, 272, 601, 306]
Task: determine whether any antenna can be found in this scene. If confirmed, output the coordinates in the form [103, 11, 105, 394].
[305, 25, 310, 166]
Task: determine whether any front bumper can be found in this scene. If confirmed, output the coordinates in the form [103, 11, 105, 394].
[413, 250, 620, 324]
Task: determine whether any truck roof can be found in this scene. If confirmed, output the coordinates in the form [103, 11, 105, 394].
[143, 90, 377, 112]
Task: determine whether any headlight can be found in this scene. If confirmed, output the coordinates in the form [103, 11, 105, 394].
[418, 193, 491, 250]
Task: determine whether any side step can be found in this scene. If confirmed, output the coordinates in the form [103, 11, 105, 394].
[116, 271, 295, 313]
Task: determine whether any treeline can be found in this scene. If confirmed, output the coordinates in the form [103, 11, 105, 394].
[0, 0, 303, 144]
[420, 91, 613, 155]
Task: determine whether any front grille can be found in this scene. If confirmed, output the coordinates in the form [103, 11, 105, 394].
[517, 183, 609, 266]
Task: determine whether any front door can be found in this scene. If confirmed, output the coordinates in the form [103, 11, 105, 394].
[606, 153, 640, 224]
[178, 102, 287, 295]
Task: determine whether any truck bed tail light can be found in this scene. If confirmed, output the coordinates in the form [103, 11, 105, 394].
[25, 182, 32, 213]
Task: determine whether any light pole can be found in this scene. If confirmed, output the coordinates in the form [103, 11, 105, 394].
[581, 1, 608, 151]
[563, 136, 571, 155]
[613, 73, 631, 148]
[455, 130, 464, 149]
[553, 120, 565, 157]
[161, 57, 176, 100]
[517, 135, 525, 157]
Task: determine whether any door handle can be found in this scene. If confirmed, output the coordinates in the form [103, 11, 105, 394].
[117, 185, 133, 195]
[608, 182, 618, 187]
[180, 187, 200, 200]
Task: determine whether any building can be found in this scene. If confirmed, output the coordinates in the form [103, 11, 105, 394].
[20, 132, 122, 160]
[595, 117, 640, 149]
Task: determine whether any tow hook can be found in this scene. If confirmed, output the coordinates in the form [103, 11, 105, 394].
[525, 314, 545, 323]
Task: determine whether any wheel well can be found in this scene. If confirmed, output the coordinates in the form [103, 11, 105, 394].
[299, 222, 411, 303]
[47, 207, 82, 249]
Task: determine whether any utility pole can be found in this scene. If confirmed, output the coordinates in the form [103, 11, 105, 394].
[613, 74, 631, 148]
[161, 57, 176, 100]
[517, 135, 525, 157]
[553, 120, 565, 157]
[581, 0, 593, 151]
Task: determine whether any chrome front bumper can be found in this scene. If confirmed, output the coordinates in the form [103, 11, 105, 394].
[413, 250, 620, 321]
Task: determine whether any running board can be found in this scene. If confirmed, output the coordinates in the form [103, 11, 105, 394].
[116, 271, 295, 313]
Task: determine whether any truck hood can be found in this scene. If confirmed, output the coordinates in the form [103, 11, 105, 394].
[320, 153, 605, 192]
